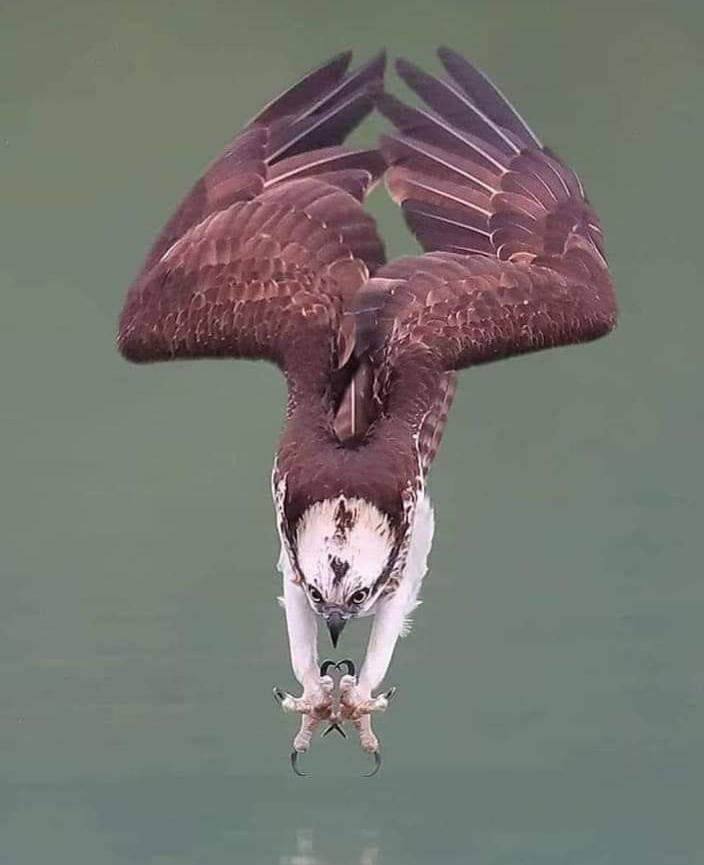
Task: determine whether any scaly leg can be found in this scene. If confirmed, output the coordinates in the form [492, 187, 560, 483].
[339, 588, 408, 752]
[274, 550, 334, 765]
[341, 493, 435, 759]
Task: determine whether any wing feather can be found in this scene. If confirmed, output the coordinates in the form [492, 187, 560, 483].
[437, 46, 542, 147]
[359, 49, 616, 472]
[118, 53, 387, 382]
[364, 49, 615, 373]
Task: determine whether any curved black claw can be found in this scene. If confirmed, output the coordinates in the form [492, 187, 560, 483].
[322, 722, 347, 739]
[319, 659, 337, 678]
[273, 687, 286, 705]
[363, 750, 382, 778]
[291, 751, 308, 777]
[336, 658, 356, 677]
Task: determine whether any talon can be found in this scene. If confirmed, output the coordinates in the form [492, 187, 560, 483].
[363, 750, 382, 778]
[320, 659, 337, 677]
[335, 659, 356, 677]
[291, 751, 308, 777]
[273, 687, 299, 713]
[322, 722, 347, 739]
[383, 686, 397, 702]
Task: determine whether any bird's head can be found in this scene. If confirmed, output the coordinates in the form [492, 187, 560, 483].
[294, 496, 398, 646]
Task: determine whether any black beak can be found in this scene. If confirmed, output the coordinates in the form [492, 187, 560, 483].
[326, 611, 347, 648]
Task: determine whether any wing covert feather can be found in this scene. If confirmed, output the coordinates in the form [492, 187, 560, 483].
[362, 49, 616, 376]
[118, 53, 386, 376]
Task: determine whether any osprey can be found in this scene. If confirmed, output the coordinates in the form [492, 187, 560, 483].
[118, 49, 616, 775]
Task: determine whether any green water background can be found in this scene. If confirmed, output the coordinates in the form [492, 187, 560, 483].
[2, 1, 703, 862]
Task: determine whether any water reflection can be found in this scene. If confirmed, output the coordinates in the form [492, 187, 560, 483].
[280, 828, 379, 865]
[279, 829, 317, 865]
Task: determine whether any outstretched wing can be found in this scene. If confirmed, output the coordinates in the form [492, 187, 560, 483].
[118, 52, 386, 380]
[356, 48, 617, 468]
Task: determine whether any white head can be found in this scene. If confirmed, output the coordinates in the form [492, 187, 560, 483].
[295, 496, 398, 646]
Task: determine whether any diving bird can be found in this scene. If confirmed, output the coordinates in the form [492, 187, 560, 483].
[117, 49, 616, 775]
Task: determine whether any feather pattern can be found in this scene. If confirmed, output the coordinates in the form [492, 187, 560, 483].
[117, 49, 617, 535]
[417, 371, 457, 474]
[353, 51, 615, 446]
[351, 48, 616, 475]
[118, 53, 386, 393]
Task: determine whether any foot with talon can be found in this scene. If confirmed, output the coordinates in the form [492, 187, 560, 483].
[273, 665, 336, 774]
[338, 674, 396, 721]
[274, 659, 396, 776]
[338, 671, 397, 776]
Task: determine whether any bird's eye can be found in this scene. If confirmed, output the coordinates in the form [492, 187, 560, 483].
[350, 589, 368, 605]
[309, 586, 323, 603]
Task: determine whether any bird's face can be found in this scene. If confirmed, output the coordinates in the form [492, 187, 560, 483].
[295, 497, 397, 646]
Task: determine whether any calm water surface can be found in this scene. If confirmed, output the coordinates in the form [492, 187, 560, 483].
[2, 1, 703, 862]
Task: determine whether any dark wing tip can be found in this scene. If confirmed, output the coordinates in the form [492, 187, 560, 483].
[263, 50, 387, 163]
[394, 56, 426, 88]
[373, 91, 413, 127]
[286, 48, 354, 86]
[342, 48, 387, 102]
[334, 48, 386, 92]
[394, 56, 416, 73]
[321, 49, 354, 73]
[436, 45, 463, 67]
[437, 45, 492, 84]
[435, 45, 542, 147]
[436, 45, 494, 100]
[250, 50, 354, 126]
[437, 45, 477, 84]
[363, 49, 387, 77]
[334, 48, 355, 65]
[342, 48, 387, 105]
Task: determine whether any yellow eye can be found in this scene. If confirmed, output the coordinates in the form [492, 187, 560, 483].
[309, 586, 323, 603]
[351, 589, 368, 605]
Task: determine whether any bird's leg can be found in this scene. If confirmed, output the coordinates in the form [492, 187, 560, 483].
[274, 560, 334, 757]
[341, 494, 433, 759]
[275, 677, 335, 759]
[338, 588, 410, 753]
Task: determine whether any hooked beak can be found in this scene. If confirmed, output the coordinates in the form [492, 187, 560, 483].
[326, 610, 347, 647]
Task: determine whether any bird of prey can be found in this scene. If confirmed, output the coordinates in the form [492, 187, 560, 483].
[118, 48, 616, 775]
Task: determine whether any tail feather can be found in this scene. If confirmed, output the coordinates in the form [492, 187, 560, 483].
[333, 357, 379, 444]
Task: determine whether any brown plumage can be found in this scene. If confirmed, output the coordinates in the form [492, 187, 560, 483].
[119, 52, 386, 372]
[117, 48, 616, 554]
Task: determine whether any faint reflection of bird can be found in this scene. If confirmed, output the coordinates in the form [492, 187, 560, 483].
[279, 828, 379, 865]
[117, 48, 616, 775]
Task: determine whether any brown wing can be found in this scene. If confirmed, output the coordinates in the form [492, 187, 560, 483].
[354, 49, 617, 469]
[118, 52, 386, 381]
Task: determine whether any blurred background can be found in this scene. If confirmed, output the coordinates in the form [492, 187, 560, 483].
[2, 1, 703, 862]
